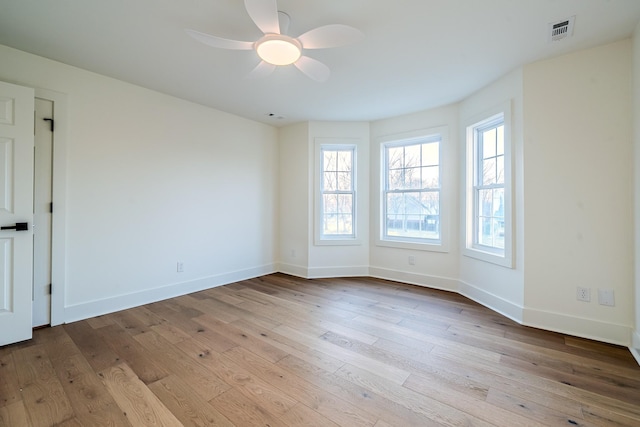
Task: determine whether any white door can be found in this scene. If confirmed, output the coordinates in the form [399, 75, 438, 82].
[33, 98, 53, 328]
[0, 81, 35, 346]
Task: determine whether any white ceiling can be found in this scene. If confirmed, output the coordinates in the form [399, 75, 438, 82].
[1, 0, 639, 126]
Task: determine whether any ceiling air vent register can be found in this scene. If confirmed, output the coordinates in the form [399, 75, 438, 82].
[548, 16, 575, 42]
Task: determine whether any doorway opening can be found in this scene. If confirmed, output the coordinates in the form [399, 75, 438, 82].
[33, 97, 53, 328]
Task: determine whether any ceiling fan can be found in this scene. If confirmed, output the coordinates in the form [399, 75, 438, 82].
[185, 0, 363, 82]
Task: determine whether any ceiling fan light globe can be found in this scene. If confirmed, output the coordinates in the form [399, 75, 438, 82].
[256, 34, 301, 66]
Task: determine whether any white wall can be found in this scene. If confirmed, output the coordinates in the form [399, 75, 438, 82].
[458, 69, 525, 321]
[523, 40, 634, 345]
[0, 44, 279, 322]
[369, 106, 460, 290]
[633, 21, 640, 358]
[277, 122, 310, 277]
[277, 121, 370, 278]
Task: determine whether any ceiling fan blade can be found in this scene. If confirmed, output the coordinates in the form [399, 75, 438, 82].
[294, 56, 330, 82]
[244, 0, 280, 34]
[247, 61, 276, 79]
[185, 29, 253, 50]
[297, 24, 364, 49]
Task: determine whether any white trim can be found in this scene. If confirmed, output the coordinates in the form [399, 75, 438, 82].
[462, 100, 514, 268]
[458, 279, 523, 324]
[313, 138, 361, 246]
[63, 264, 276, 323]
[307, 265, 369, 278]
[276, 262, 309, 279]
[34, 88, 67, 327]
[523, 307, 632, 347]
[368, 266, 458, 292]
[375, 126, 450, 253]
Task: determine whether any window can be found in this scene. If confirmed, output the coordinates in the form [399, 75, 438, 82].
[320, 145, 356, 239]
[474, 117, 505, 250]
[465, 104, 513, 267]
[382, 135, 441, 244]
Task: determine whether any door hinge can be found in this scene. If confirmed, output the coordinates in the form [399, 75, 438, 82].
[43, 118, 54, 132]
[48, 284, 52, 295]
[50, 202, 53, 213]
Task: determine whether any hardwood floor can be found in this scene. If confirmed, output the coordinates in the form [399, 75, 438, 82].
[1, 273, 639, 426]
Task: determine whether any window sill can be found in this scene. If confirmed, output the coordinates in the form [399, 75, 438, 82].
[463, 246, 513, 268]
[376, 238, 448, 253]
[315, 238, 362, 247]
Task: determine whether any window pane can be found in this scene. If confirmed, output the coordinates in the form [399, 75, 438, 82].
[386, 193, 404, 215]
[323, 194, 337, 214]
[323, 214, 337, 234]
[385, 191, 438, 239]
[388, 168, 403, 190]
[337, 172, 351, 191]
[478, 217, 493, 247]
[496, 156, 504, 185]
[337, 214, 352, 234]
[338, 151, 352, 172]
[324, 151, 337, 171]
[497, 125, 504, 155]
[482, 158, 496, 185]
[482, 129, 496, 158]
[405, 167, 421, 189]
[323, 172, 336, 191]
[479, 189, 493, 217]
[421, 166, 439, 188]
[493, 188, 504, 219]
[337, 194, 353, 214]
[422, 143, 439, 166]
[404, 144, 420, 168]
[387, 146, 403, 170]
[420, 191, 439, 215]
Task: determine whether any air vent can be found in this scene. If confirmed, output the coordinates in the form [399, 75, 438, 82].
[548, 16, 575, 42]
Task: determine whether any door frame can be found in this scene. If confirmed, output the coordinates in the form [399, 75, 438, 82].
[34, 88, 67, 326]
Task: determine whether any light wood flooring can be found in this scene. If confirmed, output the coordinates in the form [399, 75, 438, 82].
[1, 273, 639, 426]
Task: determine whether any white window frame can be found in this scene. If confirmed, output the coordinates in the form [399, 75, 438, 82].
[464, 102, 513, 267]
[377, 127, 448, 252]
[314, 141, 359, 245]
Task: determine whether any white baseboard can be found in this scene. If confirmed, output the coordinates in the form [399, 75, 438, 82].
[63, 264, 276, 323]
[368, 267, 458, 292]
[307, 265, 369, 278]
[276, 262, 309, 279]
[523, 308, 632, 347]
[276, 263, 369, 279]
[458, 280, 524, 324]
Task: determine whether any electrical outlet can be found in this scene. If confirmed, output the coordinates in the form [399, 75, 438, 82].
[408, 256, 415, 265]
[291, 249, 296, 258]
[598, 289, 615, 307]
[576, 286, 590, 302]
[177, 261, 184, 273]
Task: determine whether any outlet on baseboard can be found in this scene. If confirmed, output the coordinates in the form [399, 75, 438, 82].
[576, 286, 590, 302]
[408, 256, 416, 265]
[177, 261, 184, 273]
